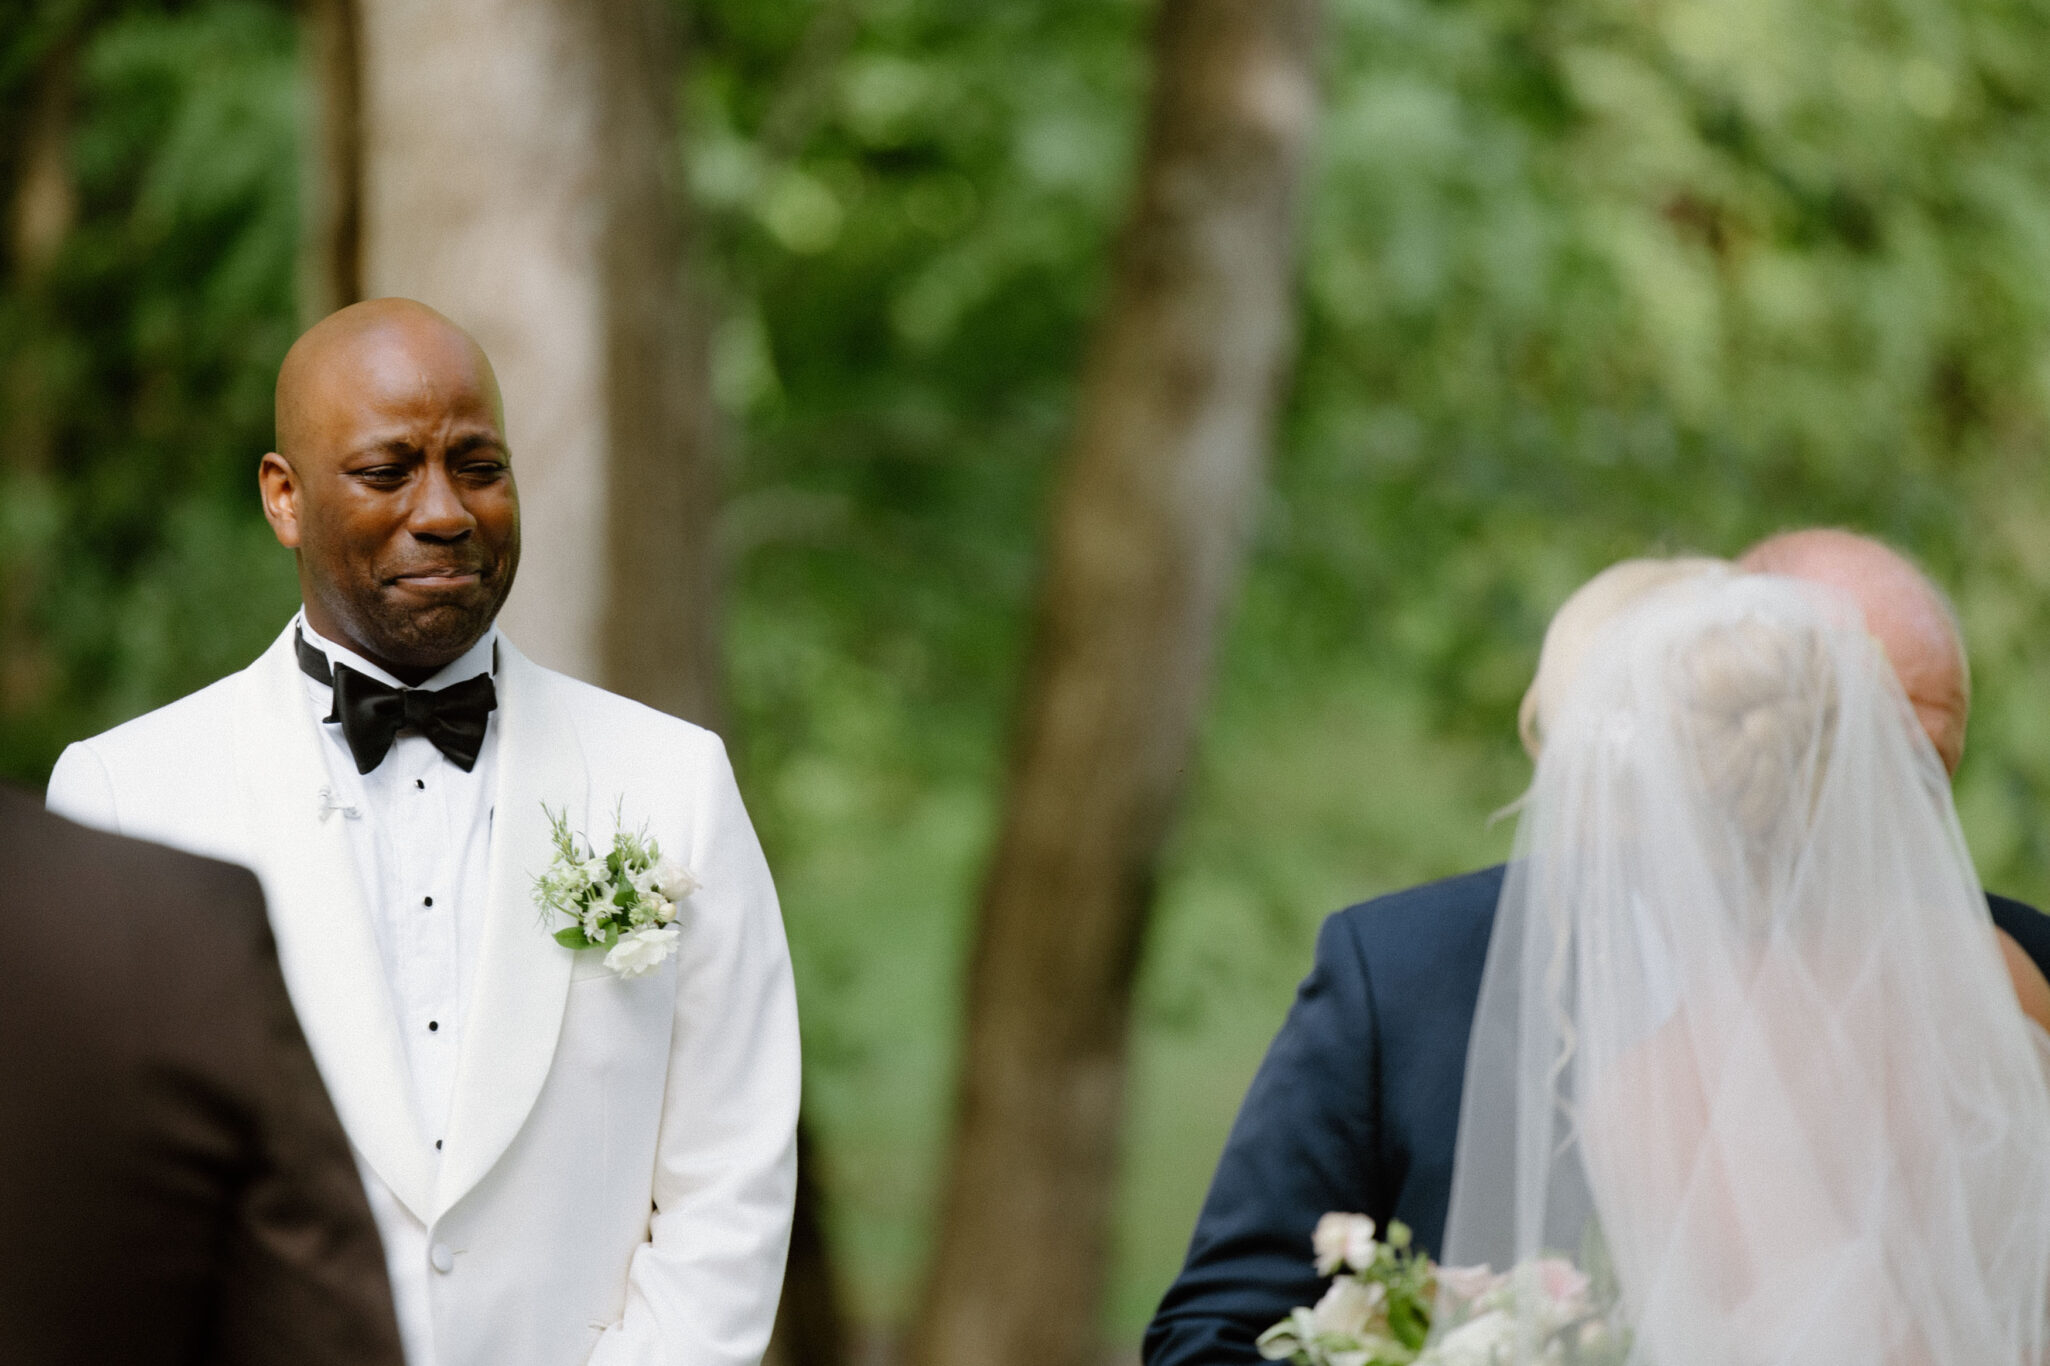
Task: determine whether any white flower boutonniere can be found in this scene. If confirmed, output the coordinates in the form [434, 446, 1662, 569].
[534, 805, 700, 978]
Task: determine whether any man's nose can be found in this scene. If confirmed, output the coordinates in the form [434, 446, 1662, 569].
[409, 462, 477, 540]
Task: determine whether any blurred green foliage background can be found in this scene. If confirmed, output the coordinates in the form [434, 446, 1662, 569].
[8, 0, 2050, 1347]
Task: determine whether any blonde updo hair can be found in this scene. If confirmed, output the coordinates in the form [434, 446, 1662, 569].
[1671, 589, 1841, 850]
[1520, 556, 1730, 758]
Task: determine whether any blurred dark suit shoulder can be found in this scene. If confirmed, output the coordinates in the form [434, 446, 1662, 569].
[1144, 865, 1503, 1366]
[0, 784, 404, 1366]
[1990, 890, 2050, 983]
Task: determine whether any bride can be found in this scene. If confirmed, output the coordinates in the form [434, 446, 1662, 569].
[1437, 562, 2050, 1366]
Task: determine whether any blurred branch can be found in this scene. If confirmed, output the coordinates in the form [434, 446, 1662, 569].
[7, 24, 78, 284]
[908, 3, 1323, 1365]
[754, 0, 862, 165]
[2, 16, 85, 717]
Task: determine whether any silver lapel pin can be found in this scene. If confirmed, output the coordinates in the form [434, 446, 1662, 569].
[315, 786, 361, 822]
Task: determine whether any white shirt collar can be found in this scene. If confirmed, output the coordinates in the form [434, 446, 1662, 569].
[295, 608, 499, 691]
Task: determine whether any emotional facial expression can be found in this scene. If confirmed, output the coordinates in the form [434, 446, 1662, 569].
[263, 315, 521, 678]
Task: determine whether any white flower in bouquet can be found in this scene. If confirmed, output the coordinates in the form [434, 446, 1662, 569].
[1415, 1253, 1614, 1366]
[604, 924, 682, 977]
[654, 855, 699, 902]
[1311, 1276, 1386, 1338]
[1422, 1309, 1515, 1366]
[1260, 1216, 1433, 1366]
[1313, 1212, 1381, 1276]
[1265, 1306, 1320, 1362]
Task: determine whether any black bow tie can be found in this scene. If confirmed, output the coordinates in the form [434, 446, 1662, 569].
[295, 630, 497, 775]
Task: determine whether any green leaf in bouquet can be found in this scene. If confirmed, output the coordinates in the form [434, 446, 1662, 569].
[1386, 1293, 1429, 1352]
[553, 926, 593, 949]
[1578, 1219, 1620, 1313]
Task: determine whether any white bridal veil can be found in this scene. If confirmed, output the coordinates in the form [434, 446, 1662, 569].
[1438, 569, 2050, 1366]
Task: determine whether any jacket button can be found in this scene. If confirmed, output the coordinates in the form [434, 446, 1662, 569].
[430, 1243, 455, 1274]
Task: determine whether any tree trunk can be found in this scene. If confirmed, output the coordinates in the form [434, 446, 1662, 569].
[354, 0, 721, 721]
[588, 0, 727, 731]
[908, 5, 1321, 1366]
[297, 0, 363, 326]
[766, 1121, 851, 1366]
[352, 8, 846, 1360]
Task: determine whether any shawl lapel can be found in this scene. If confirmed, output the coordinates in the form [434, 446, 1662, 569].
[230, 627, 433, 1218]
[435, 640, 584, 1217]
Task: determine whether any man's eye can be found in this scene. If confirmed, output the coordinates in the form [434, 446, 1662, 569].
[460, 461, 508, 481]
[356, 466, 406, 484]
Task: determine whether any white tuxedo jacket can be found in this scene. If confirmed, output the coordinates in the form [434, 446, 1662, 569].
[47, 624, 799, 1366]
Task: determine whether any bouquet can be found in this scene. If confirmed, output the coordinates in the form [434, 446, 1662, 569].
[1257, 1214, 1626, 1366]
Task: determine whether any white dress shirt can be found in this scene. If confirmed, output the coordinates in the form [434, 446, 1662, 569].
[296, 612, 499, 1162]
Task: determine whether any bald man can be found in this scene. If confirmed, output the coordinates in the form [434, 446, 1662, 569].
[1739, 528, 1970, 773]
[47, 300, 800, 1366]
[1144, 531, 2050, 1366]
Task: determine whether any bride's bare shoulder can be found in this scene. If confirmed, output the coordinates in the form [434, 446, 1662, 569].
[1995, 927, 2050, 1035]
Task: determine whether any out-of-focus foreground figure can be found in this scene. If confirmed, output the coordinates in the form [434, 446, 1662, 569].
[0, 782, 405, 1366]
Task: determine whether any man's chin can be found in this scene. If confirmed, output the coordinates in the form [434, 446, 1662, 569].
[365, 596, 501, 671]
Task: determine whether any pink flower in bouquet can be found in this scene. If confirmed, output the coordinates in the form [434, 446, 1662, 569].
[1433, 1263, 1504, 1306]
[1532, 1257, 1590, 1314]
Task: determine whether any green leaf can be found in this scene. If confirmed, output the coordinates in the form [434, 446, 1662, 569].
[1387, 1295, 1429, 1351]
[542, 803, 579, 861]
[553, 926, 592, 949]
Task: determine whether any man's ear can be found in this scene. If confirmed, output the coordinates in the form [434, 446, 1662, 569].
[258, 451, 303, 548]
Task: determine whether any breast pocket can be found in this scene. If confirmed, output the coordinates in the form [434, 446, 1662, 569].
[554, 956, 681, 1175]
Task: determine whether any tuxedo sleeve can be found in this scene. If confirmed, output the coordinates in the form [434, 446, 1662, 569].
[45, 742, 120, 833]
[1143, 912, 1385, 1366]
[589, 734, 801, 1366]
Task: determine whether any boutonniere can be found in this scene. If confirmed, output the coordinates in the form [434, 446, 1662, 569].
[534, 805, 699, 977]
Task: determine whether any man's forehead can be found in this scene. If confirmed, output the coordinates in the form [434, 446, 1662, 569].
[311, 319, 491, 395]
[281, 319, 504, 453]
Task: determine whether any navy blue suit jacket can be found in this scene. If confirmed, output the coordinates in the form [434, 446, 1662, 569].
[1143, 864, 2050, 1366]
